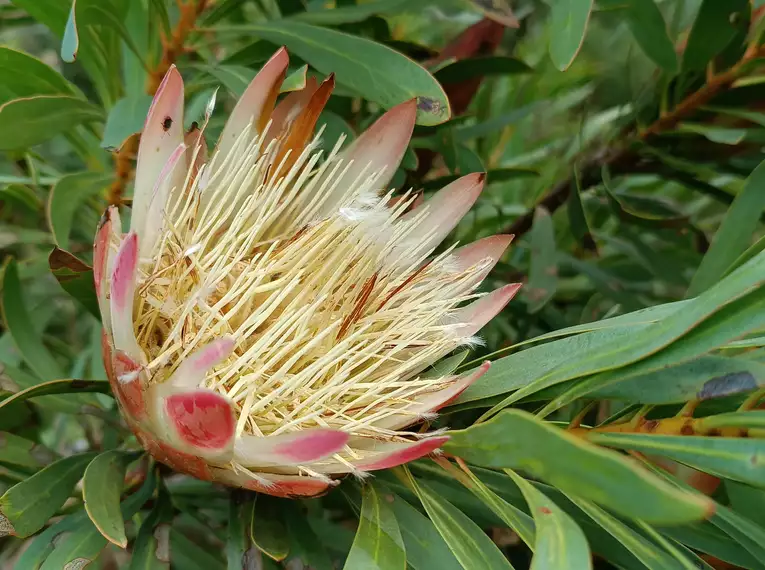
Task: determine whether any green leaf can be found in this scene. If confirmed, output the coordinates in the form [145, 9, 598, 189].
[677, 123, 747, 145]
[284, 502, 333, 570]
[526, 207, 558, 313]
[344, 483, 406, 570]
[688, 158, 765, 297]
[444, 410, 713, 524]
[11, 0, 122, 105]
[434, 56, 532, 84]
[61, 0, 79, 62]
[0, 452, 96, 537]
[47, 172, 113, 250]
[697, 410, 765, 431]
[40, 466, 156, 570]
[591, 355, 765, 404]
[292, 0, 415, 24]
[506, 470, 592, 570]
[608, 0, 678, 73]
[282, 64, 309, 93]
[384, 491, 462, 570]
[0, 95, 103, 151]
[129, 482, 172, 570]
[589, 432, 765, 488]
[227, 491, 256, 570]
[682, 0, 749, 71]
[453, 468, 535, 548]
[0, 379, 111, 413]
[225, 20, 450, 125]
[481, 247, 765, 416]
[711, 505, 765, 566]
[170, 529, 226, 570]
[48, 248, 101, 319]
[83, 450, 139, 548]
[251, 495, 290, 562]
[101, 95, 153, 151]
[567, 166, 597, 252]
[0, 432, 55, 470]
[549, 0, 594, 71]
[1, 260, 65, 380]
[727, 480, 765, 528]
[406, 475, 515, 570]
[568, 495, 689, 570]
[0, 47, 78, 104]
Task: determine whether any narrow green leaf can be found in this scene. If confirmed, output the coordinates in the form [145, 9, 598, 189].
[48, 248, 101, 319]
[83, 450, 139, 548]
[170, 529, 226, 570]
[1, 260, 64, 380]
[589, 432, 765, 488]
[0, 47, 78, 104]
[222, 20, 450, 125]
[47, 172, 113, 250]
[697, 410, 765, 431]
[549, 0, 594, 71]
[0, 95, 103, 150]
[615, 0, 678, 73]
[384, 491, 462, 570]
[410, 477, 515, 570]
[61, 0, 79, 62]
[591, 355, 765, 404]
[0, 452, 97, 537]
[458, 470, 535, 548]
[481, 247, 765, 417]
[682, 0, 749, 71]
[101, 95, 152, 150]
[506, 470, 592, 570]
[251, 495, 290, 562]
[434, 56, 532, 84]
[344, 483, 406, 570]
[0, 379, 110, 413]
[0, 432, 55, 470]
[227, 491, 256, 570]
[284, 502, 333, 570]
[292, 0, 414, 24]
[444, 410, 713, 524]
[567, 166, 597, 252]
[689, 158, 765, 297]
[526, 207, 557, 313]
[41, 467, 156, 570]
[567, 495, 688, 570]
[129, 482, 172, 570]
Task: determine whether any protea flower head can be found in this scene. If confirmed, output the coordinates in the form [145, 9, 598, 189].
[96, 48, 520, 498]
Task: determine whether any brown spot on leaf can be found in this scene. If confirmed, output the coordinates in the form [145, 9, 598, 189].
[706, 428, 722, 437]
[643, 419, 659, 432]
[697, 371, 757, 400]
[539, 507, 552, 514]
[680, 422, 695, 436]
[416, 96, 447, 118]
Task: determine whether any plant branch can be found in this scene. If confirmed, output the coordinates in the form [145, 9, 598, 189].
[504, 45, 765, 238]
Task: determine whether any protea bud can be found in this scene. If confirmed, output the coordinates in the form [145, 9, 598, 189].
[96, 48, 519, 498]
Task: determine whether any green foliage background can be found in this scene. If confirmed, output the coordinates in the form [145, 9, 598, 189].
[1, 0, 765, 568]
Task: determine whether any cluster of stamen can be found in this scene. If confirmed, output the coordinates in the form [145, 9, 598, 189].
[131, 126, 487, 441]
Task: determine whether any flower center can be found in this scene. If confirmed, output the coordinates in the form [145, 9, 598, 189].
[131, 128, 486, 440]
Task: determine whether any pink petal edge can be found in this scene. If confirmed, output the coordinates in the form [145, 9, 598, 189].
[234, 429, 349, 467]
[357, 436, 450, 471]
[453, 283, 521, 337]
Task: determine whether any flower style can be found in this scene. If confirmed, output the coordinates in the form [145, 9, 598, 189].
[96, 48, 519, 498]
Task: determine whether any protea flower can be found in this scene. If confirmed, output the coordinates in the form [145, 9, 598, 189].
[96, 48, 519, 498]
